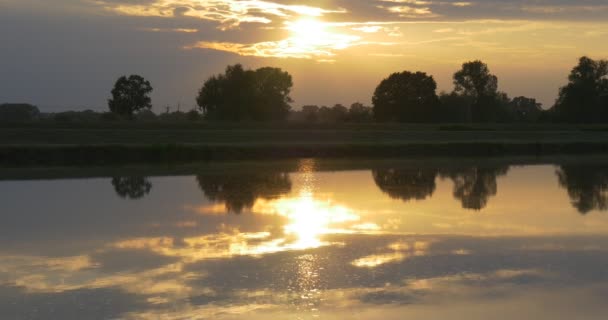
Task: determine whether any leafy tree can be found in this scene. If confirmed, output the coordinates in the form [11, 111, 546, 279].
[252, 67, 293, 120]
[331, 104, 349, 122]
[438, 92, 473, 122]
[372, 71, 440, 122]
[108, 75, 153, 117]
[452, 61, 504, 122]
[111, 176, 152, 200]
[553, 56, 608, 122]
[0, 103, 40, 122]
[348, 102, 373, 122]
[508, 96, 543, 122]
[196, 64, 293, 121]
[453, 61, 498, 99]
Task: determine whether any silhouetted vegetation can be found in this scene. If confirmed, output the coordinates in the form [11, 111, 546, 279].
[550, 56, 608, 123]
[3, 57, 607, 125]
[372, 167, 438, 201]
[440, 165, 509, 210]
[0, 104, 40, 122]
[195, 172, 292, 213]
[508, 97, 543, 123]
[371, 164, 508, 210]
[372, 71, 440, 122]
[289, 103, 373, 123]
[451, 60, 509, 123]
[369, 60, 542, 123]
[111, 176, 152, 199]
[108, 75, 153, 117]
[197, 64, 292, 121]
[557, 164, 608, 214]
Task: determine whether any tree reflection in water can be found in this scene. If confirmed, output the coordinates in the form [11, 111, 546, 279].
[372, 167, 438, 201]
[111, 176, 152, 200]
[440, 166, 509, 210]
[557, 165, 608, 214]
[196, 172, 292, 213]
[372, 164, 509, 210]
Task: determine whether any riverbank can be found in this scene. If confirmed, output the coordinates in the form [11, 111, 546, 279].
[3, 124, 608, 166]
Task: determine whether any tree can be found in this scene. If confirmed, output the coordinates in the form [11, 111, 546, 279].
[331, 104, 349, 122]
[348, 102, 373, 122]
[453, 61, 498, 99]
[108, 75, 153, 117]
[196, 64, 293, 121]
[372, 71, 440, 122]
[0, 103, 40, 122]
[508, 96, 543, 122]
[438, 92, 473, 122]
[111, 176, 152, 200]
[452, 61, 504, 122]
[252, 67, 293, 120]
[553, 56, 608, 122]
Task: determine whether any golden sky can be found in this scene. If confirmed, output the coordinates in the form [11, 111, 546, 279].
[1, 0, 607, 109]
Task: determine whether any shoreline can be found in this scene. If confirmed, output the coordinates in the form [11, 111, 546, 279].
[2, 141, 608, 166]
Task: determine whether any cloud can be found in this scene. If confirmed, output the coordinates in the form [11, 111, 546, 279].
[94, 0, 347, 29]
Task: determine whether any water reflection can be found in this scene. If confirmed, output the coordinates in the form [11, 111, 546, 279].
[111, 176, 152, 199]
[195, 172, 292, 213]
[557, 164, 608, 214]
[440, 165, 509, 210]
[372, 167, 438, 201]
[3, 159, 608, 319]
[372, 164, 509, 210]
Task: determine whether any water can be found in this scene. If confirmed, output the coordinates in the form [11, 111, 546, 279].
[1, 158, 608, 319]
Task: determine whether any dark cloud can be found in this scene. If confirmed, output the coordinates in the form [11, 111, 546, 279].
[0, 285, 149, 320]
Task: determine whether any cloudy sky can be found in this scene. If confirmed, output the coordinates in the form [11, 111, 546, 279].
[1, 0, 607, 112]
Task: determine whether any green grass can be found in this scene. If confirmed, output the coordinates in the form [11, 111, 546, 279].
[3, 122, 608, 166]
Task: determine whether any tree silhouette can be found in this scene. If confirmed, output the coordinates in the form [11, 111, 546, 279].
[195, 172, 292, 213]
[508, 96, 543, 122]
[108, 75, 153, 117]
[440, 165, 509, 210]
[556, 165, 608, 214]
[454, 61, 498, 99]
[111, 177, 152, 200]
[452, 61, 508, 122]
[372, 71, 440, 122]
[196, 64, 292, 121]
[372, 167, 438, 202]
[553, 56, 608, 122]
[0, 103, 40, 122]
[348, 102, 373, 122]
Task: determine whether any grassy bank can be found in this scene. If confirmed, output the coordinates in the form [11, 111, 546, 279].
[3, 123, 608, 166]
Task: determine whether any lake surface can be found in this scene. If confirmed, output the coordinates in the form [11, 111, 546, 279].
[2, 158, 608, 319]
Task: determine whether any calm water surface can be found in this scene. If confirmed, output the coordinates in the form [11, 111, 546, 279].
[1, 158, 608, 319]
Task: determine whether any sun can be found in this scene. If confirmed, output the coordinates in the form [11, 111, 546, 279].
[286, 19, 329, 48]
[287, 19, 327, 38]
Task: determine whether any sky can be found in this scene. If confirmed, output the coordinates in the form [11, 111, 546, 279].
[1, 0, 607, 112]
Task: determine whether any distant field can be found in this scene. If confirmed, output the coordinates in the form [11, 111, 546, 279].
[3, 122, 608, 146]
[3, 122, 608, 166]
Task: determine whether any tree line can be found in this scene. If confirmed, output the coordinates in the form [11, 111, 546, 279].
[1, 56, 606, 123]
